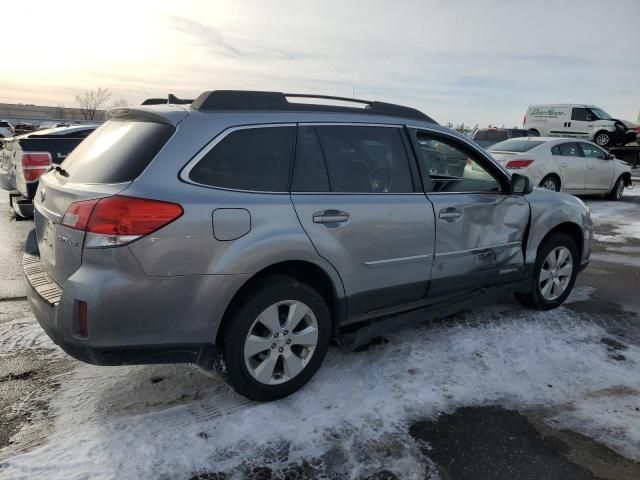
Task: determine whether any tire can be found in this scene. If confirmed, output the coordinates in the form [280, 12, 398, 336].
[539, 175, 560, 192]
[594, 130, 611, 147]
[515, 233, 579, 310]
[605, 176, 625, 201]
[216, 275, 331, 401]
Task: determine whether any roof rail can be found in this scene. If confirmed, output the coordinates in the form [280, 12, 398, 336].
[190, 90, 436, 123]
[141, 94, 194, 106]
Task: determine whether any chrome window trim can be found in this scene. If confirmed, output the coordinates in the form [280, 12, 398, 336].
[364, 253, 433, 268]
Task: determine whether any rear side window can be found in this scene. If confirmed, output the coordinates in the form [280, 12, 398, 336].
[473, 130, 487, 141]
[486, 130, 508, 142]
[190, 126, 294, 192]
[553, 142, 583, 157]
[315, 126, 413, 193]
[510, 130, 530, 138]
[489, 139, 545, 152]
[62, 120, 174, 183]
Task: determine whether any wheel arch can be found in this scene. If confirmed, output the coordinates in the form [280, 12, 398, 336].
[537, 222, 584, 263]
[620, 171, 632, 187]
[215, 260, 346, 348]
[539, 172, 562, 190]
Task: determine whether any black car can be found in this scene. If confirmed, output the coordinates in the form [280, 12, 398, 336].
[0, 125, 97, 218]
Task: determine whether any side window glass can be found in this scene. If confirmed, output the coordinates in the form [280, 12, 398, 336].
[580, 143, 606, 159]
[571, 108, 591, 121]
[291, 126, 330, 192]
[551, 145, 561, 155]
[474, 130, 487, 141]
[486, 130, 507, 142]
[558, 143, 582, 157]
[315, 126, 413, 193]
[190, 126, 294, 191]
[412, 130, 501, 193]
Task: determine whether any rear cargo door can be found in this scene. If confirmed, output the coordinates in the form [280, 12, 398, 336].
[34, 119, 176, 285]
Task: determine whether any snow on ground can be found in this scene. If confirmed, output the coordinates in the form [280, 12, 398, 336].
[1, 287, 639, 479]
[587, 187, 640, 241]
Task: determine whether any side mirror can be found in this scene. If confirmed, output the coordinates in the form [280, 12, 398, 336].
[607, 153, 615, 160]
[511, 173, 533, 195]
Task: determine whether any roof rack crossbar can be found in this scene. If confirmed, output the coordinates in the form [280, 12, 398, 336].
[190, 90, 436, 123]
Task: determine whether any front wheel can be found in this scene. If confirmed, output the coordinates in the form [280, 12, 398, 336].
[605, 176, 625, 201]
[217, 275, 331, 401]
[515, 233, 579, 310]
[594, 131, 611, 147]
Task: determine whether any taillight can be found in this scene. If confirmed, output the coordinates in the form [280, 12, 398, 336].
[77, 301, 88, 338]
[505, 159, 534, 169]
[21, 152, 52, 182]
[62, 195, 183, 248]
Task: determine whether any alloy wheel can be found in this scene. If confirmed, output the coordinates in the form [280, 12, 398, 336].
[539, 246, 573, 301]
[243, 300, 319, 385]
[541, 178, 558, 191]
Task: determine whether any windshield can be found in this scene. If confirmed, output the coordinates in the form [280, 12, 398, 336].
[489, 139, 545, 152]
[590, 108, 613, 120]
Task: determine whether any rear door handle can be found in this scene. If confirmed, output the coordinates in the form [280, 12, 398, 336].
[313, 210, 349, 224]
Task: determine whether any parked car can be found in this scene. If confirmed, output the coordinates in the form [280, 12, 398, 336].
[524, 104, 637, 147]
[0, 125, 97, 218]
[24, 90, 593, 401]
[472, 127, 537, 148]
[14, 123, 37, 135]
[465, 137, 631, 199]
[0, 120, 15, 138]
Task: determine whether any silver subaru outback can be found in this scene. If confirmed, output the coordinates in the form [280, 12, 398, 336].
[24, 91, 593, 401]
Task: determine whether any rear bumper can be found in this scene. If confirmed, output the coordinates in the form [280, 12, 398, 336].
[23, 229, 246, 369]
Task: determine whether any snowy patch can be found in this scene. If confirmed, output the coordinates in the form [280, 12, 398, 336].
[2, 294, 639, 479]
[586, 190, 640, 242]
[593, 234, 627, 244]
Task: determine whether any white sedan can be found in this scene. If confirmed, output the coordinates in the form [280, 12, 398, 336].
[465, 137, 632, 200]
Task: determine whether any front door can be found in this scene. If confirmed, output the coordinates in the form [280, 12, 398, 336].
[409, 128, 530, 298]
[291, 125, 435, 316]
[579, 142, 614, 191]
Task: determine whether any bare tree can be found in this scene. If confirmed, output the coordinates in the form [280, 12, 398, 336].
[52, 103, 66, 119]
[110, 97, 129, 109]
[75, 87, 112, 120]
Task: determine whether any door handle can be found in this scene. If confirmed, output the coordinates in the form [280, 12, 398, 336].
[560, 163, 568, 167]
[438, 209, 462, 221]
[313, 210, 349, 224]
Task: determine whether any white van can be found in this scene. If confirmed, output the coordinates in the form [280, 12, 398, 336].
[524, 104, 637, 147]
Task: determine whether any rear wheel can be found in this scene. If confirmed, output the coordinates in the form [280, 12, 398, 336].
[594, 131, 611, 147]
[539, 175, 560, 192]
[216, 275, 331, 401]
[515, 233, 579, 310]
[605, 176, 625, 201]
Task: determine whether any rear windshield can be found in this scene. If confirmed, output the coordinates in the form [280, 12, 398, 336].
[489, 139, 544, 152]
[61, 120, 174, 183]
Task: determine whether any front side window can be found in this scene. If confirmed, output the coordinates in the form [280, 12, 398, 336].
[579, 143, 606, 159]
[571, 108, 592, 122]
[189, 126, 294, 191]
[590, 108, 613, 120]
[314, 125, 413, 193]
[412, 130, 501, 193]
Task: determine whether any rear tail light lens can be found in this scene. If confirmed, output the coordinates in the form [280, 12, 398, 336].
[505, 159, 534, 169]
[62, 195, 183, 248]
[21, 152, 52, 182]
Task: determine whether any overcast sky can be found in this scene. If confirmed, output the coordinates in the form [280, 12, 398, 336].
[3, 0, 639, 126]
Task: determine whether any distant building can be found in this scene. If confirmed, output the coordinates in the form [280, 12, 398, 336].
[0, 103, 105, 125]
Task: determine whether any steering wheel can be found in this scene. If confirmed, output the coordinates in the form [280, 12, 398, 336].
[369, 166, 392, 193]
